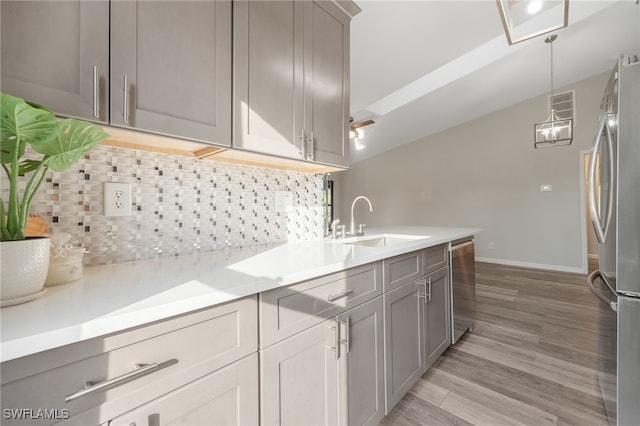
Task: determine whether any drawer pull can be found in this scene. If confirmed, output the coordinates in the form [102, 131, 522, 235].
[65, 359, 178, 403]
[327, 289, 353, 302]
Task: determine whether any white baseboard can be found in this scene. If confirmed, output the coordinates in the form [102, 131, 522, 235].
[475, 257, 587, 274]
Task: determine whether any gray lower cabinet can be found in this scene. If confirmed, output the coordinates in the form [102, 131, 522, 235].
[109, 353, 259, 426]
[234, 0, 351, 167]
[261, 318, 339, 426]
[337, 297, 385, 426]
[110, 0, 232, 145]
[383, 281, 425, 413]
[0, 296, 257, 426]
[0, 0, 109, 122]
[260, 295, 384, 426]
[424, 267, 451, 369]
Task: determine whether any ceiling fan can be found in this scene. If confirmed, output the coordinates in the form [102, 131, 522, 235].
[349, 117, 375, 139]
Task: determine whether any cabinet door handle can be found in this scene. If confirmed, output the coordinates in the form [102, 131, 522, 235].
[300, 128, 306, 158]
[327, 289, 353, 302]
[307, 131, 315, 161]
[343, 316, 351, 354]
[123, 74, 130, 124]
[427, 277, 432, 302]
[328, 320, 340, 360]
[64, 359, 178, 403]
[92, 66, 100, 119]
[417, 279, 427, 304]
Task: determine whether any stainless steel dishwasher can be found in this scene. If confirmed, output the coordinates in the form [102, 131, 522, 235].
[450, 238, 476, 344]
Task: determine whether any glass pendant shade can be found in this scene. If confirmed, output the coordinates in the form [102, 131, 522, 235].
[534, 108, 573, 148]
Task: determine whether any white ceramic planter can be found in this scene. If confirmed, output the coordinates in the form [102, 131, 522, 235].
[1, 237, 50, 307]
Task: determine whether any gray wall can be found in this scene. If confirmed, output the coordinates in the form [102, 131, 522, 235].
[334, 71, 609, 273]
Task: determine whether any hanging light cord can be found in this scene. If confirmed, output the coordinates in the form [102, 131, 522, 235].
[549, 38, 554, 100]
[545, 34, 557, 106]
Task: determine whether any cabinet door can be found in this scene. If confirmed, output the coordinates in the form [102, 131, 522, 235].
[110, 0, 231, 145]
[304, 1, 350, 167]
[261, 319, 339, 426]
[1, 0, 109, 122]
[424, 267, 451, 369]
[109, 353, 259, 426]
[336, 297, 385, 426]
[383, 281, 425, 414]
[234, 0, 305, 160]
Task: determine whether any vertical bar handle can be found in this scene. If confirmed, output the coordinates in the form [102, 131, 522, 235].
[588, 115, 613, 243]
[427, 277, 432, 302]
[602, 114, 615, 242]
[300, 128, 306, 159]
[418, 279, 427, 304]
[92, 66, 100, 119]
[328, 320, 340, 360]
[307, 131, 315, 161]
[344, 316, 351, 354]
[123, 74, 130, 124]
[334, 319, 340, 360]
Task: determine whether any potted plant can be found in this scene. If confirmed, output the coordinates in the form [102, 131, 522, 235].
[1, 92, 109, 306]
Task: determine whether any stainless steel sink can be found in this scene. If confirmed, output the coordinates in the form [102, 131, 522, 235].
[338, 234, 427, 247]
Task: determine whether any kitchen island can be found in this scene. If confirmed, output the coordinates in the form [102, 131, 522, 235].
[1, 226, 479, 426]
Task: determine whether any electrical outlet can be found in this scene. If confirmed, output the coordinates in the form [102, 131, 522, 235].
[104, 182, 132, 216]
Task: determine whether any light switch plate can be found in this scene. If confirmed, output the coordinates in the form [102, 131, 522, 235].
[275, 191, 293, 212]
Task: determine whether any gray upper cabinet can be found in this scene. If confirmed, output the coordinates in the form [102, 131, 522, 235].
[110, 0, 232, 146]
[304, 1, 351, 167]
[234, 0, 351, 167]
[1, 0, 109, 123]
[233, 0, 305, 160]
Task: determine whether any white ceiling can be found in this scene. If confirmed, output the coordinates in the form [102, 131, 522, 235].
[348, 0, 640, 163]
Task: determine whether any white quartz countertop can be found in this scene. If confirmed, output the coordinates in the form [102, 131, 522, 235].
[0, 226, 479, 362]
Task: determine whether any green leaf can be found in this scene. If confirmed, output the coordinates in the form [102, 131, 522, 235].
[17, 159, 42, 176]
[0, 92, 59, 163]
[33, 119, 109, 171]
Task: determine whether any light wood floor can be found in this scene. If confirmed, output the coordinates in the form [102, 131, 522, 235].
[381, 261, 609, 426]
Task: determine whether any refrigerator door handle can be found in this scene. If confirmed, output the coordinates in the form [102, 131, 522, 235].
[588, 115, 614, 243]
[587, 270, 618, 312]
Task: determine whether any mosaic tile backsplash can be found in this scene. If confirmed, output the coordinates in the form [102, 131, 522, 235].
[1, 145, 326, 266]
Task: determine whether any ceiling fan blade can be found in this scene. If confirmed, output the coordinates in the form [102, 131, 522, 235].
[351, 119, 375, 129]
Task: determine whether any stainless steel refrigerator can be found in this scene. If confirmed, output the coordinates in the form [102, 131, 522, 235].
[587, 55, 640, 426]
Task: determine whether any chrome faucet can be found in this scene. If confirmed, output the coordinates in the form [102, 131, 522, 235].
[350, 196, 374, 236]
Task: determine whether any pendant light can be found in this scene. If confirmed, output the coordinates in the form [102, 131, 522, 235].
[534, 34, 573, 148]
